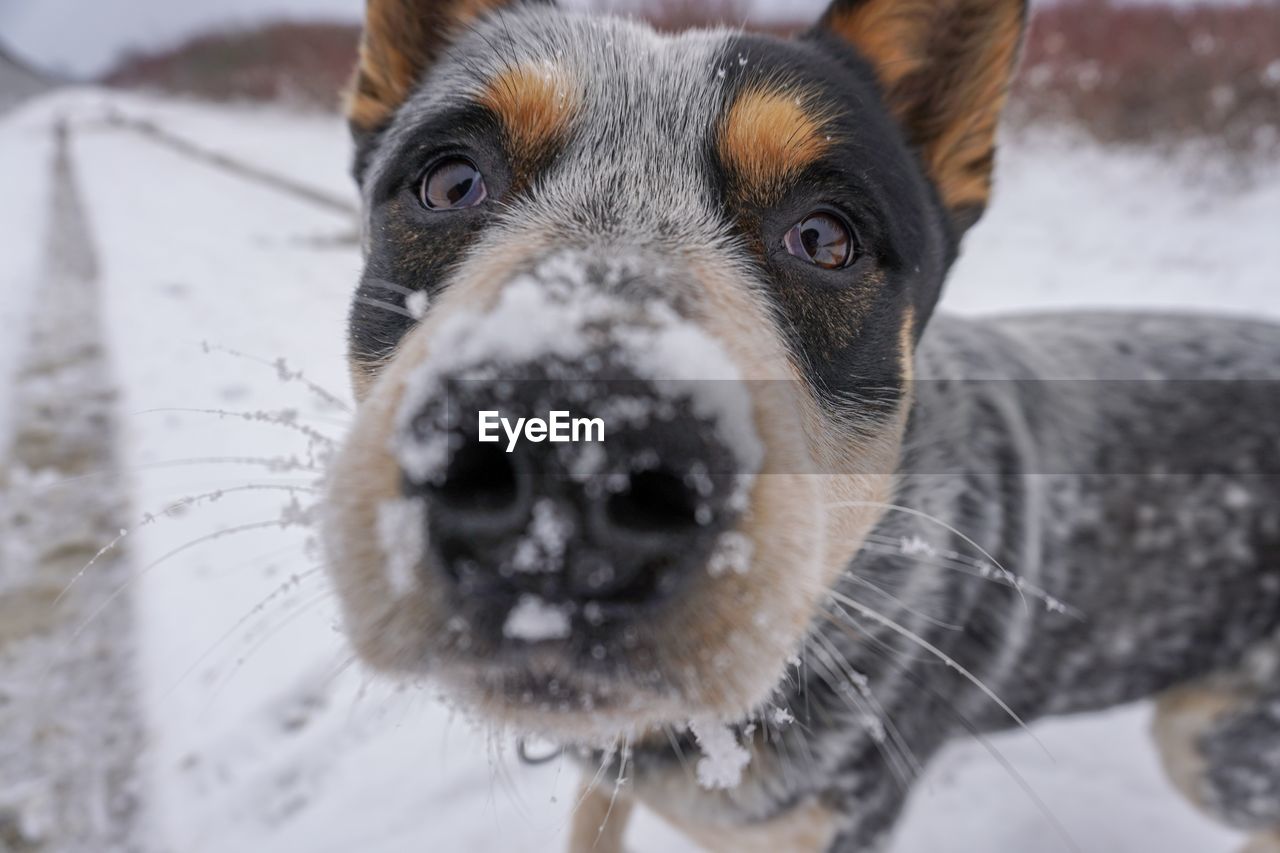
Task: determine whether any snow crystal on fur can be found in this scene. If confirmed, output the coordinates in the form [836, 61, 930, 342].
[690, 717, 751, 790]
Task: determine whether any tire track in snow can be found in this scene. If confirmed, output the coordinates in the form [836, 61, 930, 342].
[102, 110, 359, 221]
[0, 121, 143, 852]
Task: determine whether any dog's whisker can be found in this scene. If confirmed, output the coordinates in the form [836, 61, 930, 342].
[485, 726, 532, 820]
[804, 640, 898, 771]
[596, 736, 631, 847]
[860, 532, 1080, 617]
[54, 528, 130, 606]
[354, 295, 418, 321]
[320, 651, 360, 695]
[799, 643, 813, 726]
[159, 564, 326, 704]
[768, 697, 820, 781]
[345, 671, 376, 727]
[363, 278, 416, 298]
[826, 500, 1030, 613]
[817, 586, 1048, 757]
[842, 573, 966, 632]
[136, 405, 349, 431]
[806, 632, 918, 790]
[69, 514, 313, 644]
[784, 714, 823, 786]
[198, 587, 338, 716]
[570, 739, 619, 821]
[199, 342, 352, 413]
[811, 616, 931, 784]
[662, 723, 693, 779]
[855, 537, 1083, 619]
[825, 600, 939, 667]
[821, 611, 1081, 853]
[941, 718, 1083, 853]
[819, 632, 924, 781]
[38, 455, 322, 490]
[133, 406, 339, 464]
[486, 731, 510, 817]
[56, 483, 318, 604]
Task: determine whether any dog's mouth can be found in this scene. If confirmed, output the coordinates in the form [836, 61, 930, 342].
[430, 623, 688, 724]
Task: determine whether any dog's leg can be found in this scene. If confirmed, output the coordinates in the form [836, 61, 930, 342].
[643, 797, 842, 853]
[569, 779, 634, 853]
[1243, 831, 1280, 853]
[1153, 653, 1280, 853]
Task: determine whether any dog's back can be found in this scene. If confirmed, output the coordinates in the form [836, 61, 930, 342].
[827, 312, 1280, 845]
[900, 312, 1280, 716]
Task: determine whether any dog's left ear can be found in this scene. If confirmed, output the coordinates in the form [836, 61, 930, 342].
[346, 0, 548, 178]
[812, 0, 1027, 233]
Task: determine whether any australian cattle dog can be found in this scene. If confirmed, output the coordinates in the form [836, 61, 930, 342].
[321, 0, 1280, 849]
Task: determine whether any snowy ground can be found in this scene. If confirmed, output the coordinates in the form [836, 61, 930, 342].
[2, 89, 1277, 852]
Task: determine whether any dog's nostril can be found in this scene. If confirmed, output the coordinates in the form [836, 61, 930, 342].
[431, 436, 520, 514]
[605, 468, 701, 534]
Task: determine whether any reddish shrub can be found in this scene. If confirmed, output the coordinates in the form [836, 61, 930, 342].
[1012, 0, 1280, 153]
[597, 0, 753, 31]
[99, 1, 1280, 155]
[103, 22, 359, 110]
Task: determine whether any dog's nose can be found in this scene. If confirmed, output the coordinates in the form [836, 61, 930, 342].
[402, 371, 747, 609]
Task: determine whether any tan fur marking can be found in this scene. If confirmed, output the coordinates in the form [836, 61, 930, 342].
[720, 87, 834, 203]
[651, 797, 839, 852]
[477, 62, 579, 163]
[920, 5, 1021, 215]
[826, 1, 927, 90]
[349, 359, 380, 402]
[347, 0, 510, 133]
[902, 303, 917, 382]
[824, 0, 1023, 216]
[573, 772, 837, 853]
[1243, 831, 1280, 853]
[569, 781, 634, 853]
[1152, 681, 1243, 809]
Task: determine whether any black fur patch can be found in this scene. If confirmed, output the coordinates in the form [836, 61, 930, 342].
[713, 33, 953, 411]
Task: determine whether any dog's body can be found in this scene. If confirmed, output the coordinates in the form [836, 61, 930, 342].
[322, 1, 1280, 849]
[628, 312, 1280, 850]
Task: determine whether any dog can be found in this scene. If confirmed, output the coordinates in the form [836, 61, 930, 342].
[321, 0, 1280, 849]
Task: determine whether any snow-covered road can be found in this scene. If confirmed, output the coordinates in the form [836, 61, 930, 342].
[2, 90, 1277, 852]
[1, 113, 143, 851]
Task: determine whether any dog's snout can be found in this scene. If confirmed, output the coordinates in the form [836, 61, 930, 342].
[403, 368, 746, 614]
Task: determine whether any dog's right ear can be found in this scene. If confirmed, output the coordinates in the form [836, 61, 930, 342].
[346, 0, 546, 181]
[810, 0, 1027, 235]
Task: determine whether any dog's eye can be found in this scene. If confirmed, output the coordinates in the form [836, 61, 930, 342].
[421, 158, 487, 210]
[784, 213, 855, 270]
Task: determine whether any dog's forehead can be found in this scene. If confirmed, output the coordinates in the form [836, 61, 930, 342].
[442, 8, 734, 139]
[371, 9, 743, 227]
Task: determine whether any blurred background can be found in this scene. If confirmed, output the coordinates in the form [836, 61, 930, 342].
[0, 2, 1277, 852]
[5, 0, 1279, 154]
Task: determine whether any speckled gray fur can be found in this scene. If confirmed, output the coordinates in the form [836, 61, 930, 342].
[1200, 687, 1280, 830]
[605, 314, 1280, 851]
[759, 313, 1280, 849]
